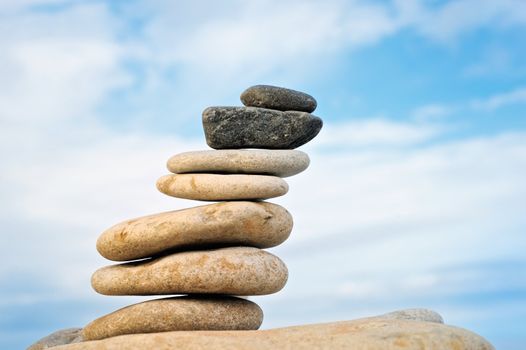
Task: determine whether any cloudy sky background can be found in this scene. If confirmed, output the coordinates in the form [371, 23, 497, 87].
[1, 0, 525, 348]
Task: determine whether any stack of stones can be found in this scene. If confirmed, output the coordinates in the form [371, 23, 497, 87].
[81, 85, 323, 341]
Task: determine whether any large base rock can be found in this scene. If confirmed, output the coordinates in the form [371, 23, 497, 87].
[51, 317, 493, 350]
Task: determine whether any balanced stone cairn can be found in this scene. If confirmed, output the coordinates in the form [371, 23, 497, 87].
[81, 85, 323, 341]
[28, 85, 496, 350]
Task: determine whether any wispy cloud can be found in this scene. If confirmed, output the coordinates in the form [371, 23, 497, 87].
[471, 87, 526, 111]
[0, 2, 127, 131]
[409, 0, 526, 42]
[411, 86, 526, 121]
[316, 118, 443, 147]
[2, 0, 524, 130]
[463, 47, 520, 78]
[411, 104, 455, 121]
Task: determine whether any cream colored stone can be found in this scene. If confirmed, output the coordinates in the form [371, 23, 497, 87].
[167, 149, 309, 177]
[156, 174, 288, 201]
[54, 318, 495, 350]
[97, 201, 293, 261]
[91, 247, 287, 296]
[82, 296, 263, 341]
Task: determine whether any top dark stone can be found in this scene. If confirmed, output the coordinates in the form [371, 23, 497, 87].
[240, 85, 317, 113]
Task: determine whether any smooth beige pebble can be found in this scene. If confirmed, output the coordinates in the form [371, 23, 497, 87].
[156, 174, 288, 201]
[167, 149, 309, 177]
[97, 201, 293, 261]
[91, 247, 288, 296]
[82, 296, 263, 341]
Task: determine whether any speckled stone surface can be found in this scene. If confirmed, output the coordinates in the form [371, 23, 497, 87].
[91, 247, 288, 296]
[27, 328, 83, 350]
[380, 308, 444, 324]
[156, 173, 288, 201]
[53, 318, 495, 350]
[167, 149, 309, 177]
[240, 85, 317, 112]
[97, 201, 293, 261]
[82, 296, 263, 341]
[202, 107, 323, 149]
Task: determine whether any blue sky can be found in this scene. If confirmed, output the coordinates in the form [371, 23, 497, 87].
[1, 0, 525, 349]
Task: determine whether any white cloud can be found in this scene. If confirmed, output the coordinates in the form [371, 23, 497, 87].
[463, 47, 518, 78]
[0, 2, 154, 295]
[123, 0, 406, 111]
[139, 0, 526, 69]
[412, 0, 526, 42]
[94, 0, 526, 126]
[0, 0, 64, 14]
[287, 131, 526, 244]
[471, 87, 526, 111]
[0, 39, 127, 126]
[410, 85, 526, 121]
[0, 2, 129, 133]
[411, 104, 454, 121]
[136, 0, 526, 79]
[3, 0, 515, 132]
[316, 118, 443, 147]
[142, 0, 401, 71]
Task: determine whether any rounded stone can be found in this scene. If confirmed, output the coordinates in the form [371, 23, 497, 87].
[91, 247, 288, 296]
[27, 328, 83, 350]
[240, 85, 317, 113]
[156, 174, 288, 201]
[82, 296, 263, 341]
[379, 308, 444, 324]
[97, 201, 293, 261]
[202, 106, 323, 149]
[54, 318, 495, 350]
[167, 149, 309, 178]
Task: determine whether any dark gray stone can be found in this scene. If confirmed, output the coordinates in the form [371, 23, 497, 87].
[202, 106, 323, 149]
[241, 85, 317, 112]
[27, 328, 83, 349]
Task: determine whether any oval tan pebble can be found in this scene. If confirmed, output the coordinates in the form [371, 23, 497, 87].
[167, 149, 310, 178]
[91, 247, 288, 296]
[156, 174, 288, 201]
[97, 201, 293, 261]
[82, 296, 263, 341]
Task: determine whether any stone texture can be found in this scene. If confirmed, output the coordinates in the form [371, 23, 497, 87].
[82, 296, 263, 341]
[27, 328, 83, 350]
[91, 247, 288, 296]
[380, 308, 444, 324]
[97, 201, 293, 261]
[53, 318, 495, 350]
[156, 173, 288, 201]
[202, 107, 323, 149]
[167, 149, 309, 178]
[240, 85, 317, 113]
